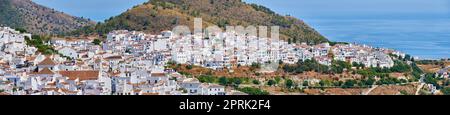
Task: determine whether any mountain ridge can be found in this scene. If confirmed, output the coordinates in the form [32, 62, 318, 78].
[0, 0, 95, 35]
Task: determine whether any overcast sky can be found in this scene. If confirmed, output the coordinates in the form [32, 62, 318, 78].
[32, 0, 450, 21]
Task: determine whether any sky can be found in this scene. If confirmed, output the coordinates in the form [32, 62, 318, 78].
[32, 0, 450, 22]
[32, 0, 149, 22]
[244, 0, 450, 20]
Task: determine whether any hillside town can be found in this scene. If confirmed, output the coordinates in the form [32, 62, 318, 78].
[106, 29, 398, 70]
[1, 26, 446, 95]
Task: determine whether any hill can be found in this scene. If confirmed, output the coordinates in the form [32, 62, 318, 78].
[72, 0, 328, 44]
[0, 0, 95, 35]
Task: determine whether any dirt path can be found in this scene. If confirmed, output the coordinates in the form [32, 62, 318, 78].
[362, 85, 378, 95]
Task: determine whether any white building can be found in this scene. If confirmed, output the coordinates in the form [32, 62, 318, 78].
[58, 47, 78, 59]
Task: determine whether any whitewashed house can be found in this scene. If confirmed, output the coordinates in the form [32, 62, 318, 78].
[200, 84, 225, 95]
[58, 47, 78, 59]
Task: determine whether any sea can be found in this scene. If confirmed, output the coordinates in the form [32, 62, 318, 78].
[305, 14, 450, 59]
[242, 0, 450, 59]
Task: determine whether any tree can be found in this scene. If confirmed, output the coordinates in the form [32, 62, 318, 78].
[283, 59, 331, 74]
[400, 79, 408, 84]
[92, 39, 102, 45]
[251, 62, 261, 69]
[26, 35, 56, 55]
[252, 80, 260, 85]
[171, 18, 178, 25]
[365, 77, 375, 86]
[217, 19, 229, 28]
[186, 65, 193, 70]
[404, 54, 411, 61]
[319, 80, 332, 87]
[342, 80, 357, 88]
[359, 63, 365, 69]
[267, 79, 276, 86]
[352, 62, 358, 67]
[441, 87, 450, 95]
[333, 81, 343, 86]
[219, 77, 228, 86]
[303, 81, 309, 87]
[292, 38, 297, 43]
[423, 73, 436, 84]
[238, 87, 269, 95]
[180, 88, 188, 93]
[331, 60, 352, 74]
[198, 75, 216, 83]
[15, 28, 27, 33]
[400, 90, 410, 95]
[390, 60, 412, 73]
[285, 79, 294, 89]
[233, 78, 242, 87]
[274, 77, 281, 84]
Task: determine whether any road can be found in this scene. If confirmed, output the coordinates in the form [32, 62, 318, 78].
[362, 85, 378, 95]
[415, 83, 425, 95]
[414, 74, 426, 95]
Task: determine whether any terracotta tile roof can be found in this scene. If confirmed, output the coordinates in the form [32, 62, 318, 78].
[42, 88, 58, 91]
[26, 56, 36, 61]
[47, 82, 56, 86]
[104, 56, 122, 60]
[151, 73, 166, 77]
[34, 68, 55, 75]
[76, 62, 85, 65]
[0, 92, 10, 95]
[141, 92, 159, 95]
[59, 88, 78, 94]
[60, 82, 70, 85]
[108, 71, 121, 76]
[38, 57, 56, 66]
[2, 81, 12, 84]
[133, 89, 142, 93]
[58, 70, 99, 81]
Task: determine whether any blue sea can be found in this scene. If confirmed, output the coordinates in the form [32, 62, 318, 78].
[306, 16, 450, 59]
[243, 0, 450, 59]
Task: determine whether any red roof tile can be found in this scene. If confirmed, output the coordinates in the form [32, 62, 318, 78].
[38, 57, 56, 66]
[35, 68, 55, 75]
[58, 70, 99, 81]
